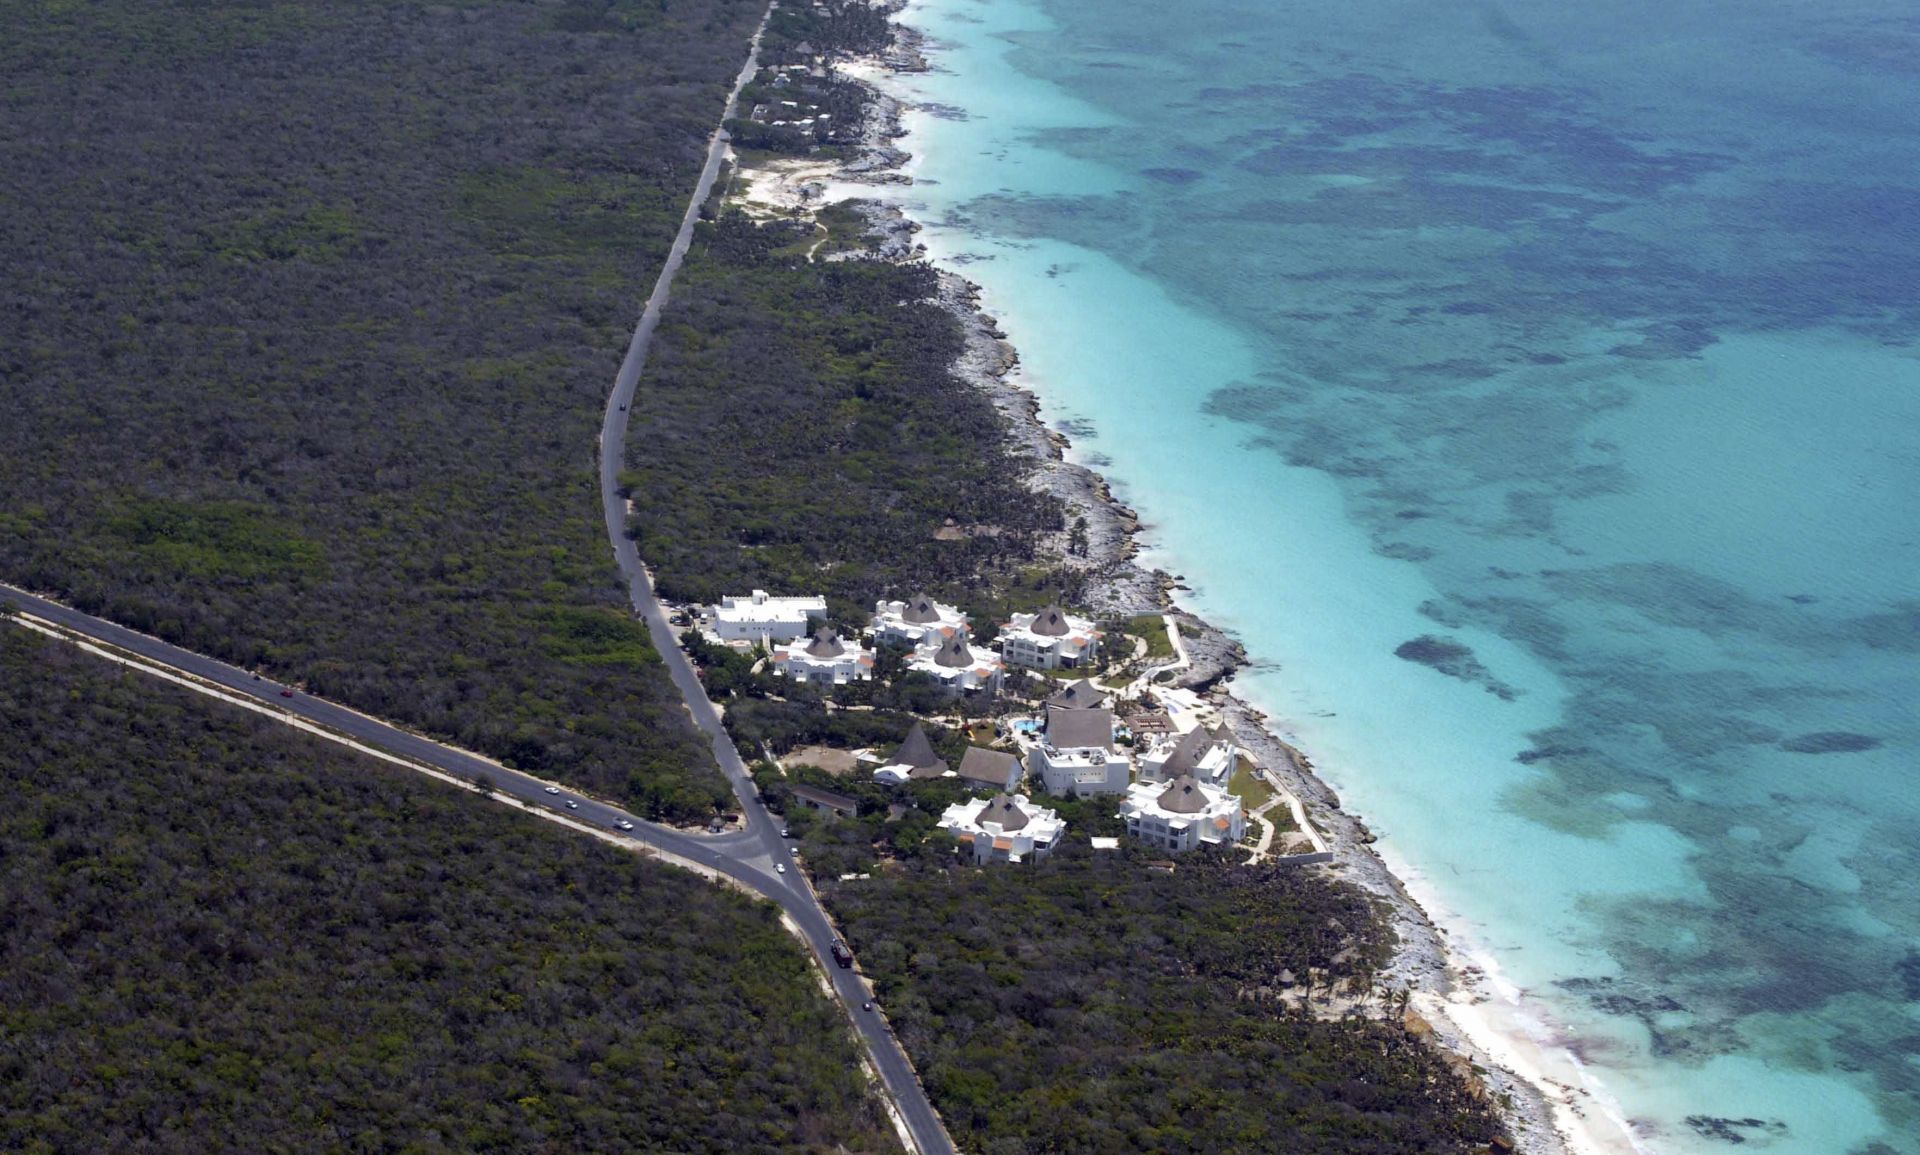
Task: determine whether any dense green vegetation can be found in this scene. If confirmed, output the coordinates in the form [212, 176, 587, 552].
[623, 212, 1066, 609]
[0, 0, 768, 818]
[822, 848, 1506, 1153]
[0, 628, 898, 1153]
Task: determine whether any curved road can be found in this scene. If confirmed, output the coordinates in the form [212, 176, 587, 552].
[1, 11, 957, 1152]
[595, 10, 956, 1155]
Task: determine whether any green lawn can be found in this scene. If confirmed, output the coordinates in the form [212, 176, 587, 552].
[1127, 613, 1175, 660]
[1230, 758, 1278, 812]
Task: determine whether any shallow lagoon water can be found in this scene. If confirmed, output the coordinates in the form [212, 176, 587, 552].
[867, 0, 1920, 1149]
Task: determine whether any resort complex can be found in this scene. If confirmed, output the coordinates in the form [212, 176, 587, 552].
[695, 590, 1321, 865]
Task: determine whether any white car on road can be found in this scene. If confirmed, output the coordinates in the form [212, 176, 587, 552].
[615, 819, 634, 831]
[543, 786, 560, 795]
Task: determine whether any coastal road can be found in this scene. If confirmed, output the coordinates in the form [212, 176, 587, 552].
[0, 583, 768, 868]
[594, 9, 958, 1155]
[1, 581, 944, 1151]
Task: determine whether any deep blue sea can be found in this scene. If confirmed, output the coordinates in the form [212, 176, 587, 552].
[849, 0, 1920, 1150]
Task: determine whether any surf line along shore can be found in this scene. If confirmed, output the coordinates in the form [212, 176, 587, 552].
[720, 7, 1645, 1155]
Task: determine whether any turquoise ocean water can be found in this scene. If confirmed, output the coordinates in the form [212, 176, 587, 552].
[857, 0, 1920, 1149]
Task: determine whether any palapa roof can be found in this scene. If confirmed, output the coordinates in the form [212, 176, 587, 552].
[1160, 727, 1213, 776]
[804, 628, 846, 659]
[902, 593, 942, 625]
[1029, 603, 1073, 637]
[977, 793, 1030, 833]
[1044, 705, 1113, 751]
[1046, 678, 1106, 710]
[892, 723, 949, 778]
[934, 632, 973, 669]
[1157, 774, 1211, 815]
[956, 746, 1020, 789]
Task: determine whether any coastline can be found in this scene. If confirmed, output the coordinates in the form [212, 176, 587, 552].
[730, 11, 1638, 1154]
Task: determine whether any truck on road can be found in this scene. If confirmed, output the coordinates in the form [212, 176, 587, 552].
[830, 941, 853, 969]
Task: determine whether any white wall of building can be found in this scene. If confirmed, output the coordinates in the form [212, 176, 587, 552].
[711, 589, 827, 643]
[938, 794, 1066, 864]
[1118, 778, 1245, 853]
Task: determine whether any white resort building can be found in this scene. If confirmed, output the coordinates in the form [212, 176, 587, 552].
[1118, 774, 1245, 853]
[871, 593, 967, 648]
[938, 793, 1065, 864]
[1136, 725, 1238, 787]
[710, 589, 827, 644]
[908, 631, 1005, 694]
[998, 603, 1099, 670]
[770, 629, 874, 686]
[1025, 702, 1129, 797]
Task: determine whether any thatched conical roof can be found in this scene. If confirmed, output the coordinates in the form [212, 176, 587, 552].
[977, 793, 1030, 833]
[1158, 774, 1210, 815]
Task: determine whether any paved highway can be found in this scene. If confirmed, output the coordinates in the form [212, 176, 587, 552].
[2, 580, 947, 1152]
[599, 6, 957, 1152]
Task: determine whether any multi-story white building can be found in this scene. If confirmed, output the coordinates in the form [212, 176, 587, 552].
[1026, 704, 1129, 796]
[997, 604, 1099, 670]
[871, 593, 968, 648]
[939, 793, 1066, 864]
[1118, 774, 1245, 853]
[909, 631, 1005, 694]
[1136, 725, 1237, 787]
[770, 629, 874, 686]
[710, 589, 827, 644]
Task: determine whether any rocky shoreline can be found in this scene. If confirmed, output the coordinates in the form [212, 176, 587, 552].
[740, 14, 1577, 1152]
[935, 238, 1576, 1155]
